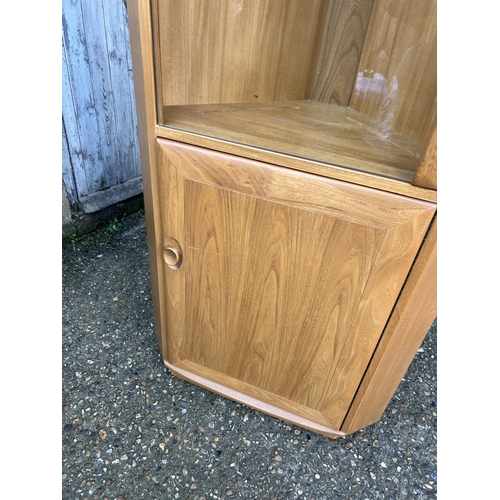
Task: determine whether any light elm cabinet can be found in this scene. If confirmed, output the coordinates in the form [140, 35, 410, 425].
[128, 0, 437, 439]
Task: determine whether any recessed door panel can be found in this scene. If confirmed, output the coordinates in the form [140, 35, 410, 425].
[184, 179, 385, 411]
[156, 139, 435, 430]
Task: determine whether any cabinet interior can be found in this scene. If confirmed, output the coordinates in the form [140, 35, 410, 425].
[152, 0, 436, 182]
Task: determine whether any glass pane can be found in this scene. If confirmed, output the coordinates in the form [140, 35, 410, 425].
[154, 0, 436, 183]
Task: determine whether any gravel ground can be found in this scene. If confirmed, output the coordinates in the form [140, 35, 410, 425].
[62, 210, 437, 500]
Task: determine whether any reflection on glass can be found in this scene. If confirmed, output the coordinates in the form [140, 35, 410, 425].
[154, 0, 436, 182]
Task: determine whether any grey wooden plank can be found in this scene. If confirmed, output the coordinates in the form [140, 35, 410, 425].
[122, 1, 142, 180]
[62, 0, 104, 196]
[62, 35, 89, 199]
[102, 0, 141, 183]
[79, 176, 143, 214]
[62, 0, 142, 213]
[79, 0, 120, 189]
[62, 118, 77, 205]
[122, 0, 141, 180]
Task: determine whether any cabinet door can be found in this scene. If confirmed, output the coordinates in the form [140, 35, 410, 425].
[155, 139, 435, 437]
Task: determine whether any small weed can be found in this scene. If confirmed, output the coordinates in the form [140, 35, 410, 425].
[69, 216, 125, 248]
[104, 217, 122, 235]
[81, 234, 98, 246]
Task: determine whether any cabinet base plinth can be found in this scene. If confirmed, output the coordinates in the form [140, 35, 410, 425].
[165, 359, 346, 440]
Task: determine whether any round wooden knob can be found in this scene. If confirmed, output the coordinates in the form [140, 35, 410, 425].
[164, 247, 180, 266]
[163, 238, 183, 269]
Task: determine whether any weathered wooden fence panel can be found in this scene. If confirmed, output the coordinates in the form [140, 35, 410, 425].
[62, 0, 141, 213]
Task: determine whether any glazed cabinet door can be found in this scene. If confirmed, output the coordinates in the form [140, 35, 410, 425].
[155, 139, 435, 438]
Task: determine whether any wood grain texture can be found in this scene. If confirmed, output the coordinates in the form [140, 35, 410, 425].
[157, 0, 325, 106]
[154, 124, 437, 203]
[62, 0, 141, 212]
[184, 180, 384, 412]
[157, 139, 436, 430]
[62, 48, 87, 202]
[156, 142, 186, 365]
[317, 212, 436, 427]
[102, 0, 141, 184]
[161, 100, 423, 182]
[412, 127, 437, 190]
[128, 0, 167, 359]
[349, 0, 437, 145]
[149, 0, 164, 124]
[62, 1, 100, 198]
[311, 0, 374, 105]
[341, 217, 437, 434]
[62, 119, 77, 206]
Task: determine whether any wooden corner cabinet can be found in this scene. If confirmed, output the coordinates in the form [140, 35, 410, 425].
[128, 0, 437, 440]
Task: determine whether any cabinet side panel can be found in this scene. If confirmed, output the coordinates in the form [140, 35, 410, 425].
[157, 143, 187, 364]
[128, 0, 167, 359]
[412, 127, 437, 190]
[341, 217, 437, 434]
